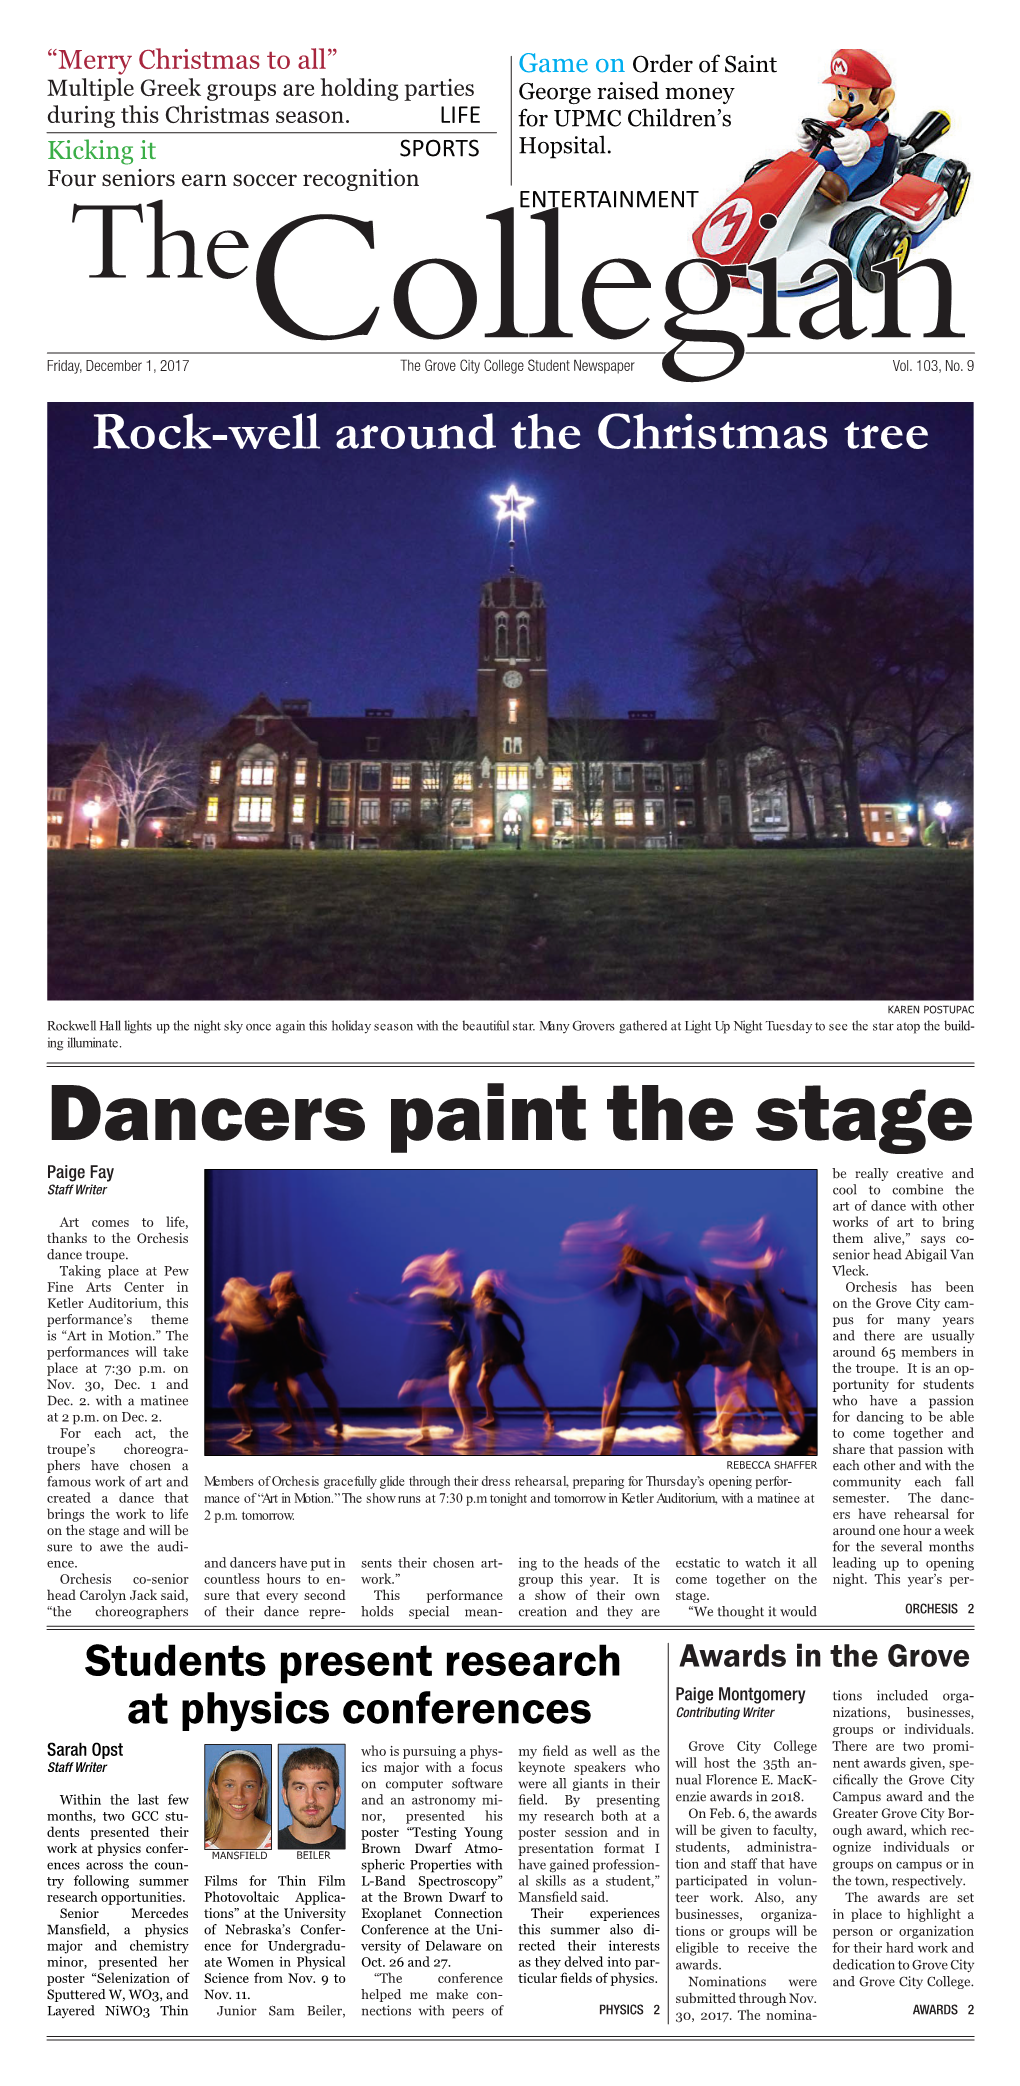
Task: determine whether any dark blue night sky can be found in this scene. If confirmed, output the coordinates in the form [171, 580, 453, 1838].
[206, 1166, 817, 1415]
[49, 401, 971, 722]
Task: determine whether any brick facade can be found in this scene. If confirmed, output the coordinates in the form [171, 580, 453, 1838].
[193, 570, 826, 852]
[47, 744, 119, 851]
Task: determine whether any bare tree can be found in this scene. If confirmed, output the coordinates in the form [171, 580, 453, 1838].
[417, 686, 477, 849]
[872, 582, 972, 845]
[56, 675, 214, 849]
[685, 536, 972, 847]
[551, 681, 620, 844]
[788, 538, 961, 846]
[682, 547, 822, 843]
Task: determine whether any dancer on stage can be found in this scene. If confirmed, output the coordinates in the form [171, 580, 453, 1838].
[268, 1270, 344, 1438]
[471, 1272, 554, 1433]
[692, 1265, 806, 1452]
[204, 1750, 272, 1850]
[599, 1244, 701, 1456]
[354, 1251, 474, 1447]
[216, 1278, 303, 1445]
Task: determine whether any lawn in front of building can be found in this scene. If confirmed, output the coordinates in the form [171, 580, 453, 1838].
[47, 847, 973, 1001]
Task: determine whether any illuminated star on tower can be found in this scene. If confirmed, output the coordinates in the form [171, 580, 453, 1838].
[489, 484, 534, 566]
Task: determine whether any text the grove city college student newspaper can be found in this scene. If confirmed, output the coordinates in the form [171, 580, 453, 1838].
[15, 3, 1010, 2083]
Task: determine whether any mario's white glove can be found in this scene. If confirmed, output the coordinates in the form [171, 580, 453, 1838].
[795, 124, 814, 147]
[831, 126, 869, 166]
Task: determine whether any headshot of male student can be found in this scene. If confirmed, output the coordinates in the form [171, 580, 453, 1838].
[278, 1747, 345, 1849]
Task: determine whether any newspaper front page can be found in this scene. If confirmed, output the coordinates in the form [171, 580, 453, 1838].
[19, 3, 1004, 2082]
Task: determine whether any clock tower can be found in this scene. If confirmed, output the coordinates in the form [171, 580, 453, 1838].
[476, 570, 551, 846]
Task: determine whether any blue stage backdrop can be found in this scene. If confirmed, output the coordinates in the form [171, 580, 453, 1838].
[205, 1169, 817, 1416]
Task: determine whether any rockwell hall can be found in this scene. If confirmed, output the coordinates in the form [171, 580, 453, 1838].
[196, 565, 820, 854]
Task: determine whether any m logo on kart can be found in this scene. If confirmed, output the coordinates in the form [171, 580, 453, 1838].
[700, 197, 754, 256]
[830, 54, 848, 75]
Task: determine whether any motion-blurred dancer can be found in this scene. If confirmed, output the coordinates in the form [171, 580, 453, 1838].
[472, 1272, 554, 1433]
[355, 1251, 474, 1447]
[216, 1279, 300, 1446]
[599, 1245, 697, 1455]
[692, 1266, 806, 1452]
[268, 1271, 343, 1438]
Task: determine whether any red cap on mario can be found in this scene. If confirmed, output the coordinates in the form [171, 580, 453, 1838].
[825, 48, 892, 91]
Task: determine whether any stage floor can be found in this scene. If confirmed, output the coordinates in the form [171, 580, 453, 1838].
[205, 1406, 815, 1459]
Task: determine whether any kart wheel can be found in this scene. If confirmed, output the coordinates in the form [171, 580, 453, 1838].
[745, 158, 773, 180]
[903, 152, 970, 214]
[901, 151, 939, 180]
[830, 208, 911, 293]
[939, 159, 970, 216]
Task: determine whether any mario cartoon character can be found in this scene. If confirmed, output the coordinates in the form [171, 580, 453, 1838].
[802, 49, 895, 203]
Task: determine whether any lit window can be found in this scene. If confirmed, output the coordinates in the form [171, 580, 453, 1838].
[553, 766, 573, 791]
[238, 760, 275, 787]
[361, 764, 381, 794]
[292, 796, 306, 823]
[675, 799, 696, 827]
[237, 795, 273, 825]
[644, 765, 664, 793]
[870, 808, 879, 822]
[209, 761, 222, 784]
[590, 800, 604, 825]
[644, 798, 665, 829]
[674, 762, 694, 793]
[329, 762, 350, 791]
[327, 798, 349, 827]
[553, 799, 573, 829]
[749, 791, 787, 830]
[496, 765, 530, 791]
[293, 759, 307, 788]
[615, 799, 634, 827]
[391, 799, 411, 822]
[48, 812, 63, 825]
[206, 795, 219, 824]
[451, 797, 473, 828]
[613, 765, 634, 792]
[360, 798, 380, 824]
[454, 768, 473, 791]
[48, 786, 67, 802]
[502, 736, 522, 756]
[391, 765, 412, 791]
[507, 699, 519, 724]
[719, 794, 732, 828]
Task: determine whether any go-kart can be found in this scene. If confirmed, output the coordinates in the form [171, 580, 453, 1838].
[692, 109, 969, 294]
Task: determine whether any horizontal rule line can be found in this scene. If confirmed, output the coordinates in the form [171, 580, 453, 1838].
[45, 350, 971, 358]
[47, 2035, 976, 2044]
[45, 1060, 975, 1069]
[43, 130, 499, 137]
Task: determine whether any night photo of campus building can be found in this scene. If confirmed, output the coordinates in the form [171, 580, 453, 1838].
[196, 552, 821, 853]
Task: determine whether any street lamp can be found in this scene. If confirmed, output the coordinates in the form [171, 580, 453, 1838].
[82, 798, 102, 849]
[933, 799, 952, 836]
[150, 819, 164, 846]
[511, 792, 525, 851]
